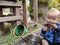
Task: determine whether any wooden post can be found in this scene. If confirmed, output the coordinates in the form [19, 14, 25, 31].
[13, 7, 21, 26]
[33, 0, 38, 22]
[0, 8, 4, 32]
[15, 0, 21, 25]
[22, 0, 27, 27]
[16, 8, 21, 25]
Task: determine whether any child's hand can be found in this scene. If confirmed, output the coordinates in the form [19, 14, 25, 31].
[50, 24, 57, 30]
[42, 26, 49, 31]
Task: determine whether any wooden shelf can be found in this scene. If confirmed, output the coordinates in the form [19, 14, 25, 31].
[0, 1, 21, 7]
[0, 16, 22, 22]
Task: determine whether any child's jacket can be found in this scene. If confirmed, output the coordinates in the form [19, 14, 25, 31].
[40, 23, 60, 43]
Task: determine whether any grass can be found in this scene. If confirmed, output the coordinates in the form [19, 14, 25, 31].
[0, 28, 14, 45]
[0, 23, 17, 45]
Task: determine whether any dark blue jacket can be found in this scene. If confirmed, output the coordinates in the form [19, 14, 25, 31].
[40, 23, 60, 43]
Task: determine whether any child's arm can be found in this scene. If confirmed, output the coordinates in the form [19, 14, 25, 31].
[40, 24, 49, 37]
[43, 24, 50, 31]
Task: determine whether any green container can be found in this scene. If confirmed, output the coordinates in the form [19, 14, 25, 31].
[15, 24, 27, 36]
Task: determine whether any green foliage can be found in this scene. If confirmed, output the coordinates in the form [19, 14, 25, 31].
[27, 4, 34, 19]
[48, 0, 58, 9]
[57, 6, 60, 10]
[38, 8, 43, 17]
[38, 0, 58, 9]
[19, 0, 22, 1]
[38, 0, 48, 3]
[38, 0, 45, 2]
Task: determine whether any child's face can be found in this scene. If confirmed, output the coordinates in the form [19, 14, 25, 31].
[46, 8, 60, 24]
[46, 14, 57, 24]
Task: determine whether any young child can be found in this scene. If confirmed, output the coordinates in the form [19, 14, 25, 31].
[40, 8, 60, 45]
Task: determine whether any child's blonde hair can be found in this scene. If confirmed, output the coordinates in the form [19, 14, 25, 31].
[48, 8, 60, 16]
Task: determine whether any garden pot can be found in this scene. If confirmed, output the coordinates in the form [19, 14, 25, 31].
[13, 24, 27, 36]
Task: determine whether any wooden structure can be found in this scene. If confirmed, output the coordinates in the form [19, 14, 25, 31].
[0, 0, 38, 30]
[22, 0, 38, 28]
[0, 0, 21, 31]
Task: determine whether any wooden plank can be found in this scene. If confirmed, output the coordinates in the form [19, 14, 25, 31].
[22, 0, 27, 27]
[33, 0, 38, 21]
[0, 16, 22, 22]
[0, 0, 16, 2]
[14, 8, 21, 25]
[0, 7, 4, 31]
[27, 22, 37, 29]
[0, 1, 21, 7]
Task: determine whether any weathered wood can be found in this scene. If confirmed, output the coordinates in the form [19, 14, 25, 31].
[0, 0, 21, 30]
[0, 8, 4, 31]
[0, 1, 21, 7]
[0, 8, 2, 17]
[22, 0, 27, 27]
[33, 0, 38, 22]
[0, 16, 22, 22]
[27, 22, 37, 29]
[0, 0, 16, 2]
[14, 8, 21, 25]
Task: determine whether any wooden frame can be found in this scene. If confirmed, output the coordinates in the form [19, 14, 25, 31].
[0, 1, 21, 7]
[0, 16, 22, 22]
[0, 0, 38, 30]
[0, 0, 21, 30]
[22, 0, 38, 28]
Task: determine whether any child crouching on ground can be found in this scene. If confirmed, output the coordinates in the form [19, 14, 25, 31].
[40, 8, 60, 45]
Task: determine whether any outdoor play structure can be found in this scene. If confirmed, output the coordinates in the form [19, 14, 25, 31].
[0, 0, 38, 29]
[0, 0, 39, 38]
[0, 0, 21, 31]
[1, 0, 60, 45]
